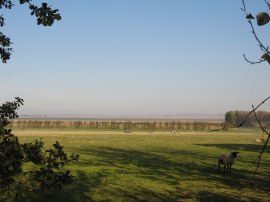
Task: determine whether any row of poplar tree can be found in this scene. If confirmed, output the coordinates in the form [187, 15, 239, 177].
[9, 120, 223, 132]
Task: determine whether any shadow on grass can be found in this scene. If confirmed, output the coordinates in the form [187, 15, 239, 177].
[196, 143, 270, 190]
[195, 190, 263, 202]
[77, 146, 270, 191]
[77, 146, 216, 181]
[42, 145, 269, 201]
[59, 171, 96, 202]
[196, 143, 270, 153]
[16, 171, 95, 202]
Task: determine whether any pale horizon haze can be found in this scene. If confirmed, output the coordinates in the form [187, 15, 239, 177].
[1, 0, 270, 117]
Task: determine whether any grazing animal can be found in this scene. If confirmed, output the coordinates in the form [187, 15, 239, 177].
[218, 152, 239, 174]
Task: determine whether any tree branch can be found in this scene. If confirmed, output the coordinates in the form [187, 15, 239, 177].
[251, 105, 270, 176]
[241, 0, 270, 64]
[237, 96, 270, 127]
[265, 0, 270, 10]
[243, 54, 265, 64]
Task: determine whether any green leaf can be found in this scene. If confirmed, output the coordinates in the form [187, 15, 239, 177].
[256, 12, 270, 26]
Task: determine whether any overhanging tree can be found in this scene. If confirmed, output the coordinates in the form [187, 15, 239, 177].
[0, 0, 61, 63]
[0, 1, 79, 201]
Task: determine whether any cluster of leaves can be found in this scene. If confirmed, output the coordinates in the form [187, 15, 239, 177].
[0, 0, 61, 63]
[0, 98, 79, 201]
[35, 141, 79, 191]
[242, 0, 270, 64]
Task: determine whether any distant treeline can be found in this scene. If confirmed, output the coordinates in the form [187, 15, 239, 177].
[225, 110, 270, 128]
[9, 120, 224, 132]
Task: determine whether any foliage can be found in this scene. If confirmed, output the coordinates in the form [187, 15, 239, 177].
[0, 0, 61, 63]
[225, 111, 236, 127]
[0, 97, 24, 188]
[0, 98, 79, 201]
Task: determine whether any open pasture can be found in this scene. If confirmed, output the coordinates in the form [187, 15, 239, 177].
[15, 129, 270, 202]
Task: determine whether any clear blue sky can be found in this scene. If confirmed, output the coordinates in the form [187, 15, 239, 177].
[1, 0, 270, 116]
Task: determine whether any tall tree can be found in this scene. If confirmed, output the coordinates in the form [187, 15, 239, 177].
[225, 111, 236, 127]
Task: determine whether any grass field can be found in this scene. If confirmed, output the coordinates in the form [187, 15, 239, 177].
[14, 129, 270, 202]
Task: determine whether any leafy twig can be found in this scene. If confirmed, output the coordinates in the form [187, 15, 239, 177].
[241, 0, 270, 64]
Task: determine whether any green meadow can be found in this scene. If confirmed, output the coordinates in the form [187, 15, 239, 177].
[15, 129, 270, 202]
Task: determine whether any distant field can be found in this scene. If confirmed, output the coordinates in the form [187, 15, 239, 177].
[14, 129, 270, 202]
